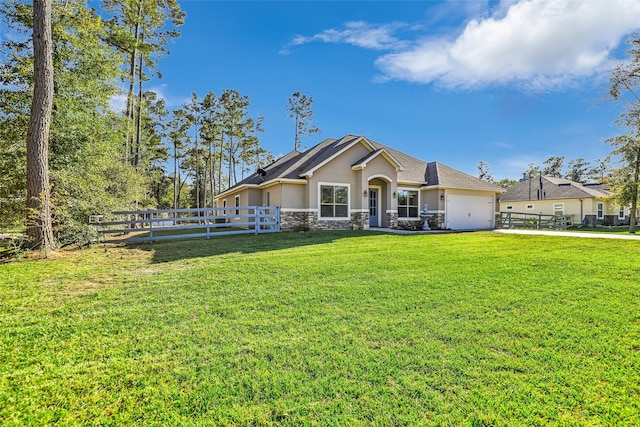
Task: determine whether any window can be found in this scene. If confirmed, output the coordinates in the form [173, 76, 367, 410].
[235, 196, 240, 215]
[265, 191, 270, 206]
[619, 206, 625, 220]
[397, 190, 419, 218]
[320, 185, 349, 218]
[597, 202, 604, 219]
[554, 203, 564, 216]
[505, 205, 513, 210]
[526, 204, 534, 210]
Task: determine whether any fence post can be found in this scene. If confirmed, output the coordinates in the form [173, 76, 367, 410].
[255, 207, 260, 235]
[149, 214, 154, 244]
[206, 208, 211, 239]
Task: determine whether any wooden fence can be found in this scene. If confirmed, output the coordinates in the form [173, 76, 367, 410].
[499, 212, 574, 230]
[91, 206, 280, 243]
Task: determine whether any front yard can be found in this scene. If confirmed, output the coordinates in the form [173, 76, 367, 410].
[1, 231, 639, 425]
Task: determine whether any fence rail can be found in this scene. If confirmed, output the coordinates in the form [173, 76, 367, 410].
[500, 212, 574, 230]
[91, 206, 280, 243]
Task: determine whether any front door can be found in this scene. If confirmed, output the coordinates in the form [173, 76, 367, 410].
[369, 188, 379, 227]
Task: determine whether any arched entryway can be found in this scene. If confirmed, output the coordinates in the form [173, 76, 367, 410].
[367, 176, 392, 228]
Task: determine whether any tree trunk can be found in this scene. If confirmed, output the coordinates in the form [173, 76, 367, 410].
[26, 0, 56, 252]
[134, 36, 144, 168]
[125, 1, 143, 164]
[173, 142, 178, 212]
[194, 122, 200, 210]
[629, 148, 640, 234]
[218, 131, 224, 194]
[208, 140, 215, 207]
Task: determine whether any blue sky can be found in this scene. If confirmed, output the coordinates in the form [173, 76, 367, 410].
[149, 0, 640, 181]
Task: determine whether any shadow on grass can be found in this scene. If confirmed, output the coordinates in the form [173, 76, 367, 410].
[125, 230, 390, 264]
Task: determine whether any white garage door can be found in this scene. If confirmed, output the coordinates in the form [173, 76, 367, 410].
[446, 194, 494, 230]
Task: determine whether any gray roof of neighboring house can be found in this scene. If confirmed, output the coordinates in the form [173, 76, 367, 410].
[500, 176, 610, 202]
[224, 134, 502, 194]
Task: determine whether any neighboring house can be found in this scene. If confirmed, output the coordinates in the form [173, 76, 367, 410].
[499, 176, 630, 226]
[215, 134, 503, 231]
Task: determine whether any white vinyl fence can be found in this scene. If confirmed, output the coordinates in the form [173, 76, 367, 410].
[91, 206, 280, 243]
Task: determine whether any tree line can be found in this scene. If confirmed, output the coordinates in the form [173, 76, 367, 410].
[0, 0, 319, 252]
[477, 156, 611, 189]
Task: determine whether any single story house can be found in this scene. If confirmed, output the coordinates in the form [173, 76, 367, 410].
[499, 176, 631, 226]
[215, 134, 504, 231]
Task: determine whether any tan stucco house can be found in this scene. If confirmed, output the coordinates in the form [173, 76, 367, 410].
[215, 134, 504, 230]
[499, 176, 631, 226]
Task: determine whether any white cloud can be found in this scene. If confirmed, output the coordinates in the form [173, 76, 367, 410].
[375, 0, 640, 90]
[281, 21, 411, 55]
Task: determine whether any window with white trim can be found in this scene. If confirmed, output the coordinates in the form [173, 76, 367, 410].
[235, 196, 240, 215]
[526, 204, 534, 210]
[320, 185, 349, 218]
[265, 191, 270, 206]
[554, 203, 564, 216]
[619, 206, 625, 220]
[397, 190, 419, 218]
[597, 202, 604, 219]
[505, 205, 513, 210]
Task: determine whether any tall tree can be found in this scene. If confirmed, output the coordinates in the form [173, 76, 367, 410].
[606, 134, 640, 234]
[608, 35, 640, 233]
[183, 92, 204, 209]
[103, 0, 184, 165]
[587, 157, 610, 183]
[565, 158, 590, 183]
[287, 91, 320, 151]
[542, 156, 564, 177]
[476, 160, 494, 183]
[219, 89, 256, 188]
[522, 163, 540, 180]
[26, 0, 55, 251]
[167, 108, 189, 211]
[199, 91, 221, 205]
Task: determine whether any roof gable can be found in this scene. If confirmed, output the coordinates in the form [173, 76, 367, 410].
[351, 148, 405, 172]
[298, 135, 377, 177]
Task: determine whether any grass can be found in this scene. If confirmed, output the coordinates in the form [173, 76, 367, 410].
[1, 231, 639, 425]
[567, 226, 632, 235]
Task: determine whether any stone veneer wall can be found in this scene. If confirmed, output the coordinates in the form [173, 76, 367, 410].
[281, 210, 373, 230]
[280, 211, 310, 230]
[386, 212, 398, 229]
[309, 211, 352, 230]
[397, 213, 445, 230]
[429, 213, 445, 229]
[351, 212, 369, 230]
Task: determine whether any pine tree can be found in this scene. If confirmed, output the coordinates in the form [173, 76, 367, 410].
[26, 0, 55, 251]
[286, 91, 320, 151]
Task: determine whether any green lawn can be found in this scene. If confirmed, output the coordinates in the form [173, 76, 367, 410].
[1, 231, 639, 425]
[567, 226, 632, 235]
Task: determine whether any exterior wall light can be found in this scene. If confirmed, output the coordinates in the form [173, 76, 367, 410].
[440, 194, 445, 201]
[392, 191, 397, 198]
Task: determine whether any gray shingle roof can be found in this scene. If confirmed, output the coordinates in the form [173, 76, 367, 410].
[224, 134, 502, 194]
[500, 176, 609, 202]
